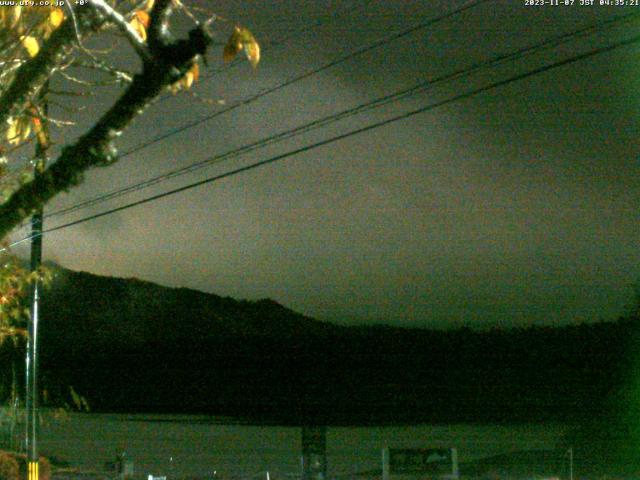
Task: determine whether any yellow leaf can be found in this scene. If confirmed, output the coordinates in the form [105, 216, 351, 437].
[32, 115, 48, 148]
[224, 26, 260, 67]
[245, 39, 260, 68]
[20, 123, 31, 143]
[21, 35, 39, 57]
[16, 117, 30, 145]
[183, 71, 194, 89]
[133, 10, 150, 28]
[190, 62, 200, 82]
[6, 117, 31, 146]
[1, 6, 22, 29]
[187, 62, 200, 88]
[234, 26, 258, 45]
[170, 62, 200, 92]
[48, 8, 64, 28]
[184, 62, 199, 88]
[129, 11, 148, 42]
[142, 0, 154, 11]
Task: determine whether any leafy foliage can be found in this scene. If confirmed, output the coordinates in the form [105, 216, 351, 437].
[0, 253, 51, 342]
[0, 0, 260, 341]
[0, 5, 65, 149]
[0, 0, 261, 243]
[223, 26, 260, 67]
[0, 0, 260, 176]
[0, 0, 260, 437]
[129, 10, 150, 42]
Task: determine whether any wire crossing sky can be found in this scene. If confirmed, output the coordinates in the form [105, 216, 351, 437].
[7, 26, 639, 247]
[43, 9, 640, 221]
[9, 0, 640, 329]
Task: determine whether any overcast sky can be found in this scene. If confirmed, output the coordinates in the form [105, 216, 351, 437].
[8, 0, 640, 329]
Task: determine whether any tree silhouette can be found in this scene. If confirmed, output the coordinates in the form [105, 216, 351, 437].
[0, 0, 259, 239]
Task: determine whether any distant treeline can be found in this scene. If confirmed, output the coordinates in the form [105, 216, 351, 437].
[1, 265, 638, 426]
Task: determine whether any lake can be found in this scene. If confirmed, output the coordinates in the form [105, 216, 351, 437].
[38, 414, 568, 478]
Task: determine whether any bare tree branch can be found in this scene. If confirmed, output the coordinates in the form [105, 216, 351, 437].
[0, 8, 103, 129]
[148, 0, 174, 53]
[71, 58, 134, 84]
[0, 3, 212, 239]
[88, 0, 151, 61]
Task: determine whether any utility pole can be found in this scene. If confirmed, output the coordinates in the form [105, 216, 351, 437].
[26, 87, 48, 480]
[26, 179, 42, 480]
[568, 448, 573, 480]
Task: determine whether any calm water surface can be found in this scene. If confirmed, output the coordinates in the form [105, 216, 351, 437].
[38, 414, 568, 478]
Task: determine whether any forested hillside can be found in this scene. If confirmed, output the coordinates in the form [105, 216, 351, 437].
[2, 265, 635, 426]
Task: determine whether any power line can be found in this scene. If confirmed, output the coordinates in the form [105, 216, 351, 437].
[0, 1, 367, 170]
[44, 10, 640, 220]
[0, 0, 492, 241]
[45, 0, 491, 218]
[5, 30, 635, 249]
[114, 0, 490, 159]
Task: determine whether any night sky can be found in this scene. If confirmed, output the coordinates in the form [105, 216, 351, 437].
[8, 0, 640, 328]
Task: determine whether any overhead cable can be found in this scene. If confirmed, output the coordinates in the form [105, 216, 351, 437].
[4, 31, 635, 250]
[45, 10, 640, 220]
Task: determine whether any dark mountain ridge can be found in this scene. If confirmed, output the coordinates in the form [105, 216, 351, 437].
[10, 264, 637, 426]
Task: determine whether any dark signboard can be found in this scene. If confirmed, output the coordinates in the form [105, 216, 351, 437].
[388, 448, 453, 475]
